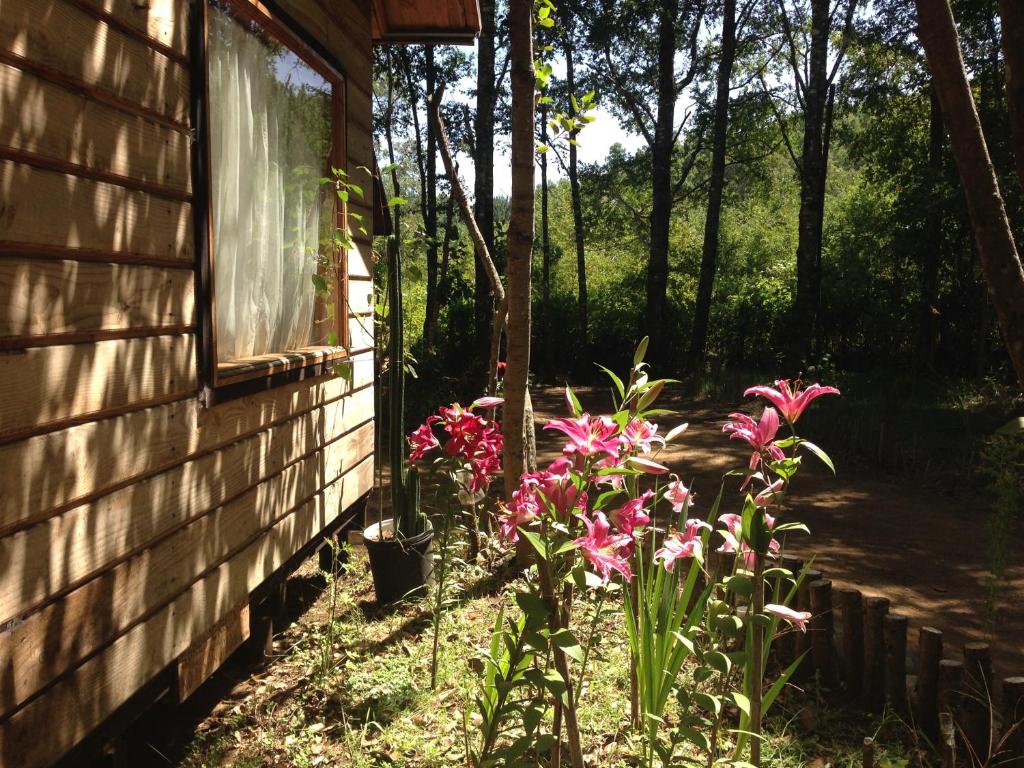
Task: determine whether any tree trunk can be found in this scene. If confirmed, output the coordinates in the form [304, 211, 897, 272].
[999, 0, 1024, 190]
[690, 0, 737, 366]
[916, 0, 1024, 386]
[565, 33, 588, 352]
[645, 0, 680, 367]
[792, 0, 829, 363]
[423, 46, 440, 351]
[506, 0, 538, 496]
[440, 189, 454, 303]
[540, 100, 552, 380]
[474, 0, 497, 367]
[919, 81, 944, 371]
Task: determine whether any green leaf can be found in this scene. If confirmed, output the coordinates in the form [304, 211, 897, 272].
[595, 364, 626, 401]
[311, 274, 329, 293]
[704, 650, 732, 675]
[549, 628, 584, 663]
[520, 529, 547, 561]
[730, 692, 752, 718]
[724, 574, 753, 600]
[800, 439, 835, 474]
[633, 336, 649, 367]
[565, 385, 583, 417]
[694, 692, 722, 715]
[387, 196, 407, 207]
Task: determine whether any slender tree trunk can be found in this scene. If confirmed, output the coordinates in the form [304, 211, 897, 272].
[424, 47, 440, 351]
[792, 0, 829, 362]
[506, 0, 539, 494]
[813, 83, 835, 353]
[565, 33, 588, 352]
[540, 101, 552, 380]
[690, 0, 737, 366]
[645, 0, 680, 367]
[999, 0, 1024, 190]
[440, 189, 454, 303]
[916, 0, 1024, 386]
[474, 0, 497, 367]
[919, 82, 944, 371]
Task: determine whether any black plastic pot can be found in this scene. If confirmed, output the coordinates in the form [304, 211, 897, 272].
[363, 518, 434, 605]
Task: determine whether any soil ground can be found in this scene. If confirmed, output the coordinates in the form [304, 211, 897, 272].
[530, 385, 1024, 675]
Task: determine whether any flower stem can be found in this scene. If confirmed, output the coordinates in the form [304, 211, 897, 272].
[750, 551, 765, 766]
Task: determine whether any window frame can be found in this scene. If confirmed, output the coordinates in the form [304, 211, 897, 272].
[191, 0, 351, 406]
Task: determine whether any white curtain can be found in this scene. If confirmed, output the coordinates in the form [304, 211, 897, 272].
[208, 8, 330, 362]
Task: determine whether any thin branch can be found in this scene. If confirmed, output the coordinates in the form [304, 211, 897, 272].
[428, 84, 507, 395]
[602, 45, 656, 146]
[776, 0, 807, 107]
[671, 138, 704, 199]
[675, 0, 708, 92]
[827, 0, 858, 86]
[758, 73, 802, 172]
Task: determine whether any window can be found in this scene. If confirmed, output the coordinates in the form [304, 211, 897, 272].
[197, 0, 349, 398]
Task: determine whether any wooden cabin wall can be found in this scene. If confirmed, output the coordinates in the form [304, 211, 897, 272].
[0, 0, 375, 764]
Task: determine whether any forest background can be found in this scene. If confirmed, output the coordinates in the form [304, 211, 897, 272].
[371, 0, 1023, 492]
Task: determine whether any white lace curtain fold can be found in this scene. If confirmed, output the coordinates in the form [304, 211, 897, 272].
[208, 8, 329, 362]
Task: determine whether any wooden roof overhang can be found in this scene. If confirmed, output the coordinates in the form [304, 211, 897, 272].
[371, 0, 481, 45]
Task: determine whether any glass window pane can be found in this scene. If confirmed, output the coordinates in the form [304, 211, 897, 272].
[207, 0, 334, 362]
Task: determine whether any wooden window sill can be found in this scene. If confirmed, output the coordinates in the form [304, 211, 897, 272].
[200, 346, 350, 406]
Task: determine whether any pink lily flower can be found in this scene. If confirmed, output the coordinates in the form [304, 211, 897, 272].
[753, 478, 786, 507]
[717, 512, 779, 568]
[765, 603, 812, 633]
[593, 454, 626, 489]
[408, 423, 440, 462]
[497, 476, 541, 543]
[545, 413, 621, 459]
[744, 379, 840, 424]
[609, 490, 654, 535]
[654, 518, 711, 571]
[531, 458, 587, 518]
[621, 418, 665, 455]
[723, 407, 786, 472]
[573, 512, 634, 584]
[471, 396, 505, 410]
[663, 475, 693, 514]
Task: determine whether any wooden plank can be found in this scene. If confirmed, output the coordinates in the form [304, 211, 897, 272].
[347, 242, 373, 280]
[0, 422, 373, 716]
[0, 333, 196, 441]
[348, 313, 374, 352]
[346, 279, 375, 316]
[177, 602, 250, 702]
[0, 259, 194, 339]
[0, 455, 373, 768]
[0, 0, 190, 123]
[0, 161, 192, 262]
[0, 353, 374, 531]
[0, 64, 191, 194]
[0, 400, 375, 625]
[79, 0, 187, 55]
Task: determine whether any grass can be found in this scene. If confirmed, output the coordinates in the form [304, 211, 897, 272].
[179, 541, 925, 768]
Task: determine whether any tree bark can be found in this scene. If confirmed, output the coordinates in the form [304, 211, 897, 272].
[916, 0, 1024, 386]
[565, 32, 588, 351]
[474, 0, 497, 366]
[506, 0, 539, 496]
[919, 81, 944, 371]
[690, 0, 737, 366]
[423, 46, 440, 351]
[999, 0, 1024, 190]
[792, 0, 829, 362]
[540, 100, 553, 380]
[645, 0, 680, 366]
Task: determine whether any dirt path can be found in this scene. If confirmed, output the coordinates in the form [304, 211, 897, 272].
[531, 386, 1024, 675]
